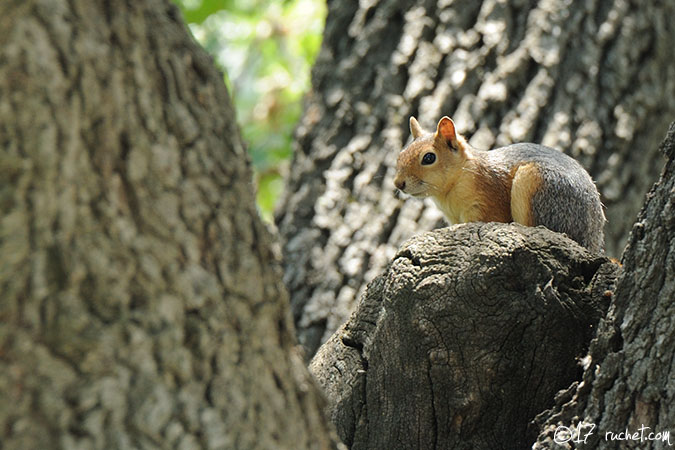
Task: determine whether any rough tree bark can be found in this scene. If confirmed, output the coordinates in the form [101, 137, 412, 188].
[276, 0, 675, 357]
[532, 123, 675, 449]
[0, 1, 337, 449]
[310, 223, 620, 449]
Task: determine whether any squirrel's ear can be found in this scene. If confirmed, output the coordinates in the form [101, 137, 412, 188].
[436, 116, 458, 149]
[409, 116, 424, 139]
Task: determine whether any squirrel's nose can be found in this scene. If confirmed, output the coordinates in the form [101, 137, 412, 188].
[394, 179, 406, 191]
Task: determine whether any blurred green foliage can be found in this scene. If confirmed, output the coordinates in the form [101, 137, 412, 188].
[172, 0, 326, 221]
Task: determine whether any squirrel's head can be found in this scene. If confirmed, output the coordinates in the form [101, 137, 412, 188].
[394, 116, 471, 198]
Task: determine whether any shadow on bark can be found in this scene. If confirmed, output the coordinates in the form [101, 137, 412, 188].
[310, 223, 619, 449]
[277, 0, 675, 359]
[532, 123, 675, 449]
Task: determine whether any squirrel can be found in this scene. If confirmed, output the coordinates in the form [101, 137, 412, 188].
[394, 116, 605, 253]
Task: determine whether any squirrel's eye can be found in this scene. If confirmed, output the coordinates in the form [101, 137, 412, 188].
[421, 152, 436, 165]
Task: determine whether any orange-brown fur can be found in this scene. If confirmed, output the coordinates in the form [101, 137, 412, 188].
[470, 158, 512, 223]
[395, 116, 516, 225]
[510, 163, 542, 226]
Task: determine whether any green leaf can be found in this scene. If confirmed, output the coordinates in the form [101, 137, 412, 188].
[171, 0, 326, 221]
[173, 0, 234, 24]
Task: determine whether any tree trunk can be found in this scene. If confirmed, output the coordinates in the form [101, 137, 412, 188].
[276, 0, 675, 358]
[0, 1, 337, 449]
[309, 223, 620, 449]
[532, 123, 675, 449]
